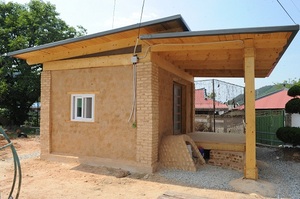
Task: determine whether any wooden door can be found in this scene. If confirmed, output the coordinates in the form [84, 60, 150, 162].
[174, 83, 183, 135]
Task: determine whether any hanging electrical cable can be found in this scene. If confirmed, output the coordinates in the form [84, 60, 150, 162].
[289, 0, 300, 13]
[277, 0, 297, 24]
[133, 0, 146, 55]
[112, 0, 116, 28]
[128, 0, 146, 125]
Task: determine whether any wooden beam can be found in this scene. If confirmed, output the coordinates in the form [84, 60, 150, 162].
[43, 54, 134, 71]
[177, 60, 273, 70]
[27, 37, 138, 65]
[150, 40, 244, 52]
[180, 63, 244, 70]
[151, 53, 194, 82]
[194, 142, 245, 152]
[243, 39, 258, 180]
[187, 69, 245, 77]
[160, 50, 243, 61]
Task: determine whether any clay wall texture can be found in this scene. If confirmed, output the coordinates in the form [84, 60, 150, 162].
[40, 58, 194, 172]
[49, 66, 136, 161]
[158, 68, 193, 140]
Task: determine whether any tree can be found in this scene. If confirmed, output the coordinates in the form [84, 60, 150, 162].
[0, 0, 86, 125]
[276, 78, 300, 89]
[276, 85, 300, 146]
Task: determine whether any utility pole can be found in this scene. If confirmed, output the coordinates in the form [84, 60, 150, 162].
[212, 79, 216, 132]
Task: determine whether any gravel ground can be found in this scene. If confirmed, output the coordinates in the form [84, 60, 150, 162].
[3, 139, 299, 198]
[157, 146, 300, 199]
[257, 147, 300, 199]
[157, 165, 242, 191]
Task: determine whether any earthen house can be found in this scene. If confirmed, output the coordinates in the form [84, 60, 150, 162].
[7, 15, 299, 179]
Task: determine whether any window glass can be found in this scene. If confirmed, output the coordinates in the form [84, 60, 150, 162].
[71, 94, 94, 122]
[85, 97, 92, 118]
[76, 98, 82, 117]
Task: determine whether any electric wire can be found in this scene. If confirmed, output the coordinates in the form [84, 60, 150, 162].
[128, 0, 146, 124]
[133, 0, 146, 55]
[277, 0, 297, 24]
[128, 63, 137, 123]
[112, 0, 116, 28]
[289, 0, 300, 14]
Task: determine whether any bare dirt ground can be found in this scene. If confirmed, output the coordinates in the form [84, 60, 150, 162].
[1, 137, 275, 199]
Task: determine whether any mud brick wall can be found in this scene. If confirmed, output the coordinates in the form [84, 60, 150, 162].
[159, 135, 205, 172]
[40, 70, 51, 157]
[136, 62, 159, 171]
[208, 150, 245, 171]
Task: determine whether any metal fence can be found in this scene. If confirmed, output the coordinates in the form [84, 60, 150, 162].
[256, 110, 284, 146]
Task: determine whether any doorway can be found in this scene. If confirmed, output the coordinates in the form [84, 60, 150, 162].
[173, 83, 183, 135]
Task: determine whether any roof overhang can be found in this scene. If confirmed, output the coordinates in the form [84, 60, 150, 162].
[6, 15, 190, 65]
[140, 25, 299, 78]
[5, 14, 299, 79]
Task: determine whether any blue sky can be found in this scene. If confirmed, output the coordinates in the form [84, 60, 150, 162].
[10, 0, 300, 88]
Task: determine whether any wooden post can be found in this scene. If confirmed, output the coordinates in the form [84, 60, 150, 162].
[244, 40, 258, 180]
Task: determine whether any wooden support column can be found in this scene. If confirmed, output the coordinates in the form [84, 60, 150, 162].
[244, 40, 258, 180]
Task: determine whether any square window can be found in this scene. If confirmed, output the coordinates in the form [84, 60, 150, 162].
[71, 94, 95, 122]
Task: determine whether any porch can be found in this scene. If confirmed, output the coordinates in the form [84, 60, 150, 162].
[188, 132, 245, 152]
[188, 132, 245, 171]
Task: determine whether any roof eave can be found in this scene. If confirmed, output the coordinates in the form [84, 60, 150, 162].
[140, 24, 300, 40]
[140, 24, 299, 79]
[6, 14, 190, 57]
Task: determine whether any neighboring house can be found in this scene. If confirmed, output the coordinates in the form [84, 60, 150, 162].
[237, 89, 293, 110]
[195, 88, 228, 115]
[7, 15, 299, 180]
[255, 89, 292, 110]
[238, 89, 295, 145]
[254, 89, 299, 129]
[195, 88, 243, 133]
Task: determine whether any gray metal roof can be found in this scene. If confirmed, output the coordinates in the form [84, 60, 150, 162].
[140, 24, 299, 40]
[6, 14, 190, 57]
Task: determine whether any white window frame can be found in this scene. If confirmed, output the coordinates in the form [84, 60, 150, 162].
[71, 94, 95, 122]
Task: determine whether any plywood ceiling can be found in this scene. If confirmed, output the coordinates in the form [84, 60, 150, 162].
[141, 29, 297, 78]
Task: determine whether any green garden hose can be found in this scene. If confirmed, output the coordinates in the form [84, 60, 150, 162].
[0, 128, 22, 199]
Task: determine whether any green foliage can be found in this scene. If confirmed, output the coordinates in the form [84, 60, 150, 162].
[24, 109, 39, 127]
[278, 84, 300, 146]
[0, 0, 86, 125]
[276, 127, 300, 146]
[287, 85, 300, 97]
[280, 78, 300, 88]
[207, 92, 216, 99]
[285, 98, 300, 114]
[285, 85, 300, 114]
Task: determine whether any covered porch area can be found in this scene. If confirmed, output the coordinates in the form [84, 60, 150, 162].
[188, 132, 245, 171]
[141, 24, 299, 179]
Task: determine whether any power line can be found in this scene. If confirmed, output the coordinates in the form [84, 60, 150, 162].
[128, 0, 146, 124]
[137, 0, 146, 38]
[277, 0, 297, 24]
[289, 0, 300, 15]
[112, 0, 116, 29]
[133, 0, 146, 55]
